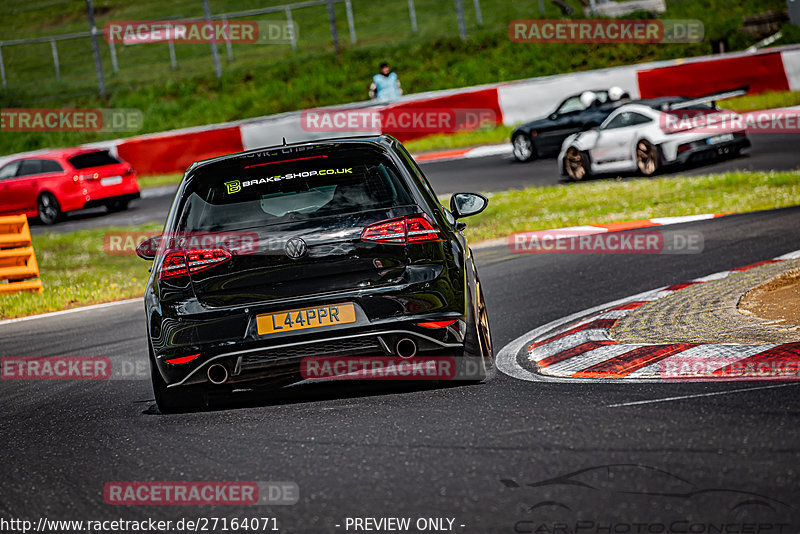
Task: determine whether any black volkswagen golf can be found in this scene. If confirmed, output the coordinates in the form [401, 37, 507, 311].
[137, 135, 493, 412]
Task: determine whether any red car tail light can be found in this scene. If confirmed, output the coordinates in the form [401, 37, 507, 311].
[361, 217, 407, 244]
[406, 216, 441, 243]
[361, 215, 442, 244]
[416, 319, 458, 329]
[165, 353, 200, 365]
[159, 249, 232, 280]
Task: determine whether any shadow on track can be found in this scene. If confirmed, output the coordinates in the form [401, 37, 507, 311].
[140, 378, 479, 416]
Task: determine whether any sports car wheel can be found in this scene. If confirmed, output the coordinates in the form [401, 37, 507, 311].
[37, 192, 61, 225]
[512, 134, 536, 162]
[564, 147, 590, 181]
[636, 139, 660, 176]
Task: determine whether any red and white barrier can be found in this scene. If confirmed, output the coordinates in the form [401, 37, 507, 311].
[116, 125, 244, 176]
[3, 45, 798, 174]
[637, 50, 791, 98]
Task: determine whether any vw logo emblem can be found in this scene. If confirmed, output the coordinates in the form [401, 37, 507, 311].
[285, 237, 308, 259]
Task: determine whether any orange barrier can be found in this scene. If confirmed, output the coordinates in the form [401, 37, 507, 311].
[0, 215, 42, 294]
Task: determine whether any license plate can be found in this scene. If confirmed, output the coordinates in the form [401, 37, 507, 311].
[100, 176, 122, 186]
[256, 303, 356, 335]
[707, 133, 734, 145]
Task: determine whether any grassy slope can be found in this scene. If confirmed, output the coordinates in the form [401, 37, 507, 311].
[0, 223, 159, 318]
[1, 0, 793, 156]
[2, 170, 798, 319]
[466, 170, 800, 241]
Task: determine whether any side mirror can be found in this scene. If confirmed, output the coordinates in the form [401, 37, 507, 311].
[549, 113, 558, 121]
[449, 192, 488, 219]
[135, 235, 161, 261]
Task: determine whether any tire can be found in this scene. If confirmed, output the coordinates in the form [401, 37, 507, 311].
[106, 198, 129, 213]
[149, 345, 208, 413]
[564, 146, 591, 181]
[37, 192, 61, 225]
[636, 139, 660, 176]
[512, 133, 536, 162]
[458, 280, 494, 383]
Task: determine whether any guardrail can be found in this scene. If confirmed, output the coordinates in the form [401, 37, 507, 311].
[0, 215, 43, 294]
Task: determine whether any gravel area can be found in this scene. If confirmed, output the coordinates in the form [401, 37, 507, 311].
[611, 258, 800, 344]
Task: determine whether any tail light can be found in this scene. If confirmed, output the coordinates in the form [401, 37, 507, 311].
[165, 353, 200, 365]
[361, 215, 442, 244]
[416, 319, 458, 329]
[123, 167, 134, 176]
[159, 249, 232, 280]
[677, 144, 692, 154]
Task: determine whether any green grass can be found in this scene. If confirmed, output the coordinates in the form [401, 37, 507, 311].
[137, 173, 183, 189]
[2, 169, 798, 319]
[1, 0, 793, 158]
[0, 224, 159, 319]
[724, 90, 800, 113]
[463, 170, 800, 242]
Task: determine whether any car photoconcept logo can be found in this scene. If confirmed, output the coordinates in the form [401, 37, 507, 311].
[285, 237, 308, 259]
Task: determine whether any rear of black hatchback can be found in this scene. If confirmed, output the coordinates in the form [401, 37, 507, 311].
[139, 136, 492, 412]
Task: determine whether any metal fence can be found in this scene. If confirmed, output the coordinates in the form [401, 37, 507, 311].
[0, 0, 526, 96]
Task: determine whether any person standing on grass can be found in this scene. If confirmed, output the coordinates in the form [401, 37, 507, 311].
[369, 62, 402, 103]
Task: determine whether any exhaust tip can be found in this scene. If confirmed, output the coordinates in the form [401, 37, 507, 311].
[395, 338, 417, 358]
[207, 363, 229, 385]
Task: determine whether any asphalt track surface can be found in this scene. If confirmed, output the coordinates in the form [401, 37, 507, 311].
[3, 206, 800, 531]
[32, 132, 800, 234]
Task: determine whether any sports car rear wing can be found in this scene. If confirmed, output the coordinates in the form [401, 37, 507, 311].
[666, 86, 750, 110]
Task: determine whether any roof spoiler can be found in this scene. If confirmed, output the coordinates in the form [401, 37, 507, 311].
[666, 86, 750, 110]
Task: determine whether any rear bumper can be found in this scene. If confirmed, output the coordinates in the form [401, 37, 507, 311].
[673, 135, 750, 165]
[147, 271, 469, 387]
[60, 179, 140, 213]
[82, 192, 140, 210]
[162, 321, 466, 388]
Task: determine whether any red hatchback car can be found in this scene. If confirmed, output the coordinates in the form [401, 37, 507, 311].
[0, 148, 140, 224]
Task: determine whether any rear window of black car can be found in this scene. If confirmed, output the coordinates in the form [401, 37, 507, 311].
[177, 145, 413, 232]
[68, 151, 121, 169]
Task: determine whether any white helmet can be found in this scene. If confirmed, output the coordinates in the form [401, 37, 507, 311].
[609, 86, 625, 101]
[580, 91, 598, 108]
